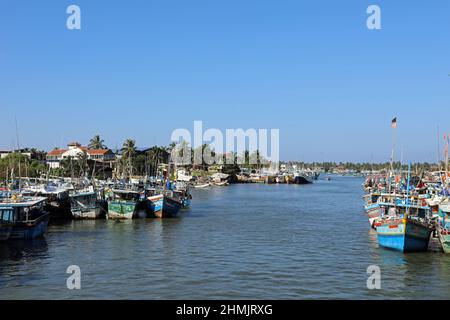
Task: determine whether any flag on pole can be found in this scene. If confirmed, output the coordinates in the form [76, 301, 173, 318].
[391, 117, 397, 129]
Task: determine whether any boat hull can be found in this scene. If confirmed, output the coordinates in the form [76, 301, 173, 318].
[45, 199, 72, 220]
[159, 197, 182, 218]
[438, 208, 450, 253]
[375, 219, 433, 253]
[0, 225, 12, 241]
[72, 207, 102, 220]
[365, 204, 383, 228]
[293, 176, 313, 185]
[147, 195, 164, 218]
[107, 201, 137, 220]
[9, 215, 50, 240]
[438, 228, 450, 254]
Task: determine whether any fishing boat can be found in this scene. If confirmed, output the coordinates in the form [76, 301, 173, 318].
[194, 183, 210, 189]
[173, 189, 192, 208]
[214, 181, 229, 187]
[70, 189, 103, 219]
[146, 188, 164, 218]
[107, 189, 145, 220]
[0, 196, 50, 240]
[293, 171, 314, 185]
[374, 214, 434, 253]
[33, 185, 72, 220]
[363, 193, 384, 227]
[438, 202, 450, 253]
[159, 191, 183, 218]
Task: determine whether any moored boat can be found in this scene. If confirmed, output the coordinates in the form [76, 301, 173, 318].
[159, 192, 183, 218]
[107, 189, 145, 219]
[147, 192, 164, 218]
[293, 171, 313, 185]
[214, 181, 229, 187]
[438, 203, 450, 253]
[375, 211, 434, 253]
[365, 203, 384, 228]
[0, 196, 50, 240]
[36, 186, 71, 220]
[194, 183, 210, 189]
[70, 190, 103, 220]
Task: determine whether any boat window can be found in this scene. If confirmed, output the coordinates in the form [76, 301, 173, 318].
[0, 209, 13, 222]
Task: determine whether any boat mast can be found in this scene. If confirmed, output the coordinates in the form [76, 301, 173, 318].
[445, 134, 449, 180]
[15, 117, 22, 191]
[406, 161, 411, 217]
[389, 117, 397, 196]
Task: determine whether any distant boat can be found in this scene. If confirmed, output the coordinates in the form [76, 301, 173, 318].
[0, 196, 50, 240]
[107, 189, 145, 219]
[293, 172, 313, 185]
[214, 181, 229, 187]
[313, 172, 320, 180]
[194, 183, 210, 189]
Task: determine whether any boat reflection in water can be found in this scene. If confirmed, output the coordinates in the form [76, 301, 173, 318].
[0, 238, 48, 263]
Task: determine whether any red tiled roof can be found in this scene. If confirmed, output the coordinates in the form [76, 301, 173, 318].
[47, 149, 67, 156]
[87, 149, 110, 155]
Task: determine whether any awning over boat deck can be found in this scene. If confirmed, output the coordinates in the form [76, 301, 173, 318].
[0, 197, 47, 208]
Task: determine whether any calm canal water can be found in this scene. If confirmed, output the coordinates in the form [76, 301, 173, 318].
[1, 176, 450, 300]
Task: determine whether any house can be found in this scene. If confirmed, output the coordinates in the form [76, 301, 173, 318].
[46, 142, 115, 169]
[0, 149, 33, 159]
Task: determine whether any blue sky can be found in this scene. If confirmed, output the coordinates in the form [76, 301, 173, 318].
[0, 0, 449, 162]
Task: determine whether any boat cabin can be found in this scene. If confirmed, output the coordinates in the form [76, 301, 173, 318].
[0, 197, 47, 223]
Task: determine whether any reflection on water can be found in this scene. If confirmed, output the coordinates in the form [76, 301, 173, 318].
[0, 176, 449, 299]
[0, 239, 48, 263]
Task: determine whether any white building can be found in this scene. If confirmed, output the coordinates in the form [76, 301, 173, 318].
[46, 142, 115, 169]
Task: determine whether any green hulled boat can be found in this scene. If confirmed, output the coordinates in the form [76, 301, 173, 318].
[107, 189, 145, 220]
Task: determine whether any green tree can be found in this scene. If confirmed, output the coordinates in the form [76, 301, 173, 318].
[89, 135, 106, 149]
[121, 139, 137, 177]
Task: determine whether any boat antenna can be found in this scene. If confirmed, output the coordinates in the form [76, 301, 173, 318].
[15, 116, 22, 190]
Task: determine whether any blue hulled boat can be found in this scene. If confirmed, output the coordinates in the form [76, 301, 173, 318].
[161, 194, 183, 218]
[147, 193, 164, 218]
[0, 196, 50, 240]
[375, 216, 433, 252]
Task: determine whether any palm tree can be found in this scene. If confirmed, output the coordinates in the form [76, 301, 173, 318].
[146, 146, 170, 176]
[121, 139, 137, 177]
[89, 135, 106, 150]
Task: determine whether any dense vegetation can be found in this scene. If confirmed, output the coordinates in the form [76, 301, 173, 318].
[0, 135, 447, 180]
